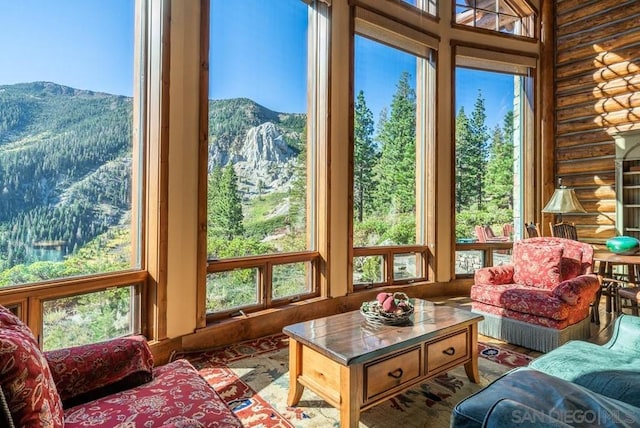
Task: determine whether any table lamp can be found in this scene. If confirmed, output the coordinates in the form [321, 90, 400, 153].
[542, 177, 586, 222]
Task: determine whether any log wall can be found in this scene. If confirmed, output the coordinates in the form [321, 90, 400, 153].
[554, 0, 640, 243]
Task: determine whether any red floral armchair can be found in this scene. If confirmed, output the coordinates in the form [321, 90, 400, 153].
[0, 305, 241, 428]
[471, 237, 600, 352]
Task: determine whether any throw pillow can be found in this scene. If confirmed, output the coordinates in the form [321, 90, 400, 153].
[46, 335, 154, 408]
[0, 306, 64, 428]
[561, 256, 582, 281]
[513, 242, 564, 289]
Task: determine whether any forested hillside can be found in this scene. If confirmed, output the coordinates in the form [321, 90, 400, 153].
[0, 82, 133, 270]
[0, 82, 306, 284]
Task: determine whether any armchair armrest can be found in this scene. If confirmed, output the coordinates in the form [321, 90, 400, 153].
[45, 335, 154, 408]
[482, 398, 572, 428]
[551, 274, 599, 306]
[474, 265, 515, 285]
[605, 313, 640, 351]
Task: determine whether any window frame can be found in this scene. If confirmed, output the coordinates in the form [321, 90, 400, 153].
[452, 0, 538, 40]
[198, 0, 328, 325]
[350, 5, 438, 291]
[451, 42, 537, 278]
[0, 0, 154, 345]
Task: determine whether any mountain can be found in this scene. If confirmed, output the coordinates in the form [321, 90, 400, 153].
[207, 98, 305, 197]
[0, 82, 304, 267]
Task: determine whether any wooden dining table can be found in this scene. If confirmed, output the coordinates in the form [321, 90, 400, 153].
[592, 251, 640, 323]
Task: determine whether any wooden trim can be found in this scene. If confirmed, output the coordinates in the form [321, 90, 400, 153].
[539, 0, 555, 232]
[207, 251, 320, 272]
[354, 6, 439, 55]
[0, 271, 147, 300]
[196, 0, 210, 329]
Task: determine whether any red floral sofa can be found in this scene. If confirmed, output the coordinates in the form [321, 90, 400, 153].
[471, 237, 600, 352]
[0, 305, 242, 428]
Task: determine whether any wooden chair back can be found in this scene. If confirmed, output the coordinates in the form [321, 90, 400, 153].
[525, 222, 541, 238]
[549, 221, 578, 240]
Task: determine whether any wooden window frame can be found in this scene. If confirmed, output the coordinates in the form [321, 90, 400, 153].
[452, 0, 538, 40]
[0, 0, 156, 344]
[451, 43, 536, 278]
[198, 0, 328, 325]
[351, 6, 438, 291]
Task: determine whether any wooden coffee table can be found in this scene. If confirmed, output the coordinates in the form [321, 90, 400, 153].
[283, 299, 483, 427]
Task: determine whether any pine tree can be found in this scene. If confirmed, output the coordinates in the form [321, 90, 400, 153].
[353, 90, 377, 222]
[289, 127, 307, 236]
[209, 165, 244, 240]
[484, 121, 514, 210]
[374, 72, 416, 215]
[454, 107, 474, 212]
[469, 90, 489, 209]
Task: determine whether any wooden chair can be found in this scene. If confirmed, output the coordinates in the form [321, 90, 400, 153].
[474, 225, 509, 243]
[549, 221, 578, 240]
[525, 222, 541, 238]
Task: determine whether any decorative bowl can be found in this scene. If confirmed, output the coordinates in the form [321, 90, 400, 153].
[360, 292, 414, 326]
[606, 236, 640, 255]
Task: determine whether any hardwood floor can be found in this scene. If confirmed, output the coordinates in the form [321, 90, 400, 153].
[431, 295, 619, 359]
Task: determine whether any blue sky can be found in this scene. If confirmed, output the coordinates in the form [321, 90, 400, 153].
[0, 1, 134, 97]
[0, 0, 513, 130]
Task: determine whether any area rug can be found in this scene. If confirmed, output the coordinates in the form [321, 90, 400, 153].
[179, 334, 533, 428]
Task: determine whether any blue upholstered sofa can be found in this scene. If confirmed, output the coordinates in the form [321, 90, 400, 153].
[452, 314, 640, 427]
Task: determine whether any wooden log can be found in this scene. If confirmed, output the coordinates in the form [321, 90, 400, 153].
[575, 226, 617, 241]
[556, 47, 640, 80]
[562, 213, 615, 226]
[560, 173, 615, 187]
[593, 75, 640, 98]
[556, 143, 614, 161]
[578, 199, 616, 213]
[595, 107, 640, 128]
[557, 0, 639, 36]
[557, 93, 640, 122]
[557, 107, 640, 134]
[557, 30, 640, 65]
[557, 158, 614, 175]
[574, 186, 616, 200]
[556, 130, 613, 148]
[557, 12, 640, 52]
[556, 118, 605, 135]
[556, 71, 640, 96]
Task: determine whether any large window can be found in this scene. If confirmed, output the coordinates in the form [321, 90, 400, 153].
[454, 0, 536, 38]
[454, 49, 535, 276]
[0, 1, 145, 349]
[352, 8, 436, 289]
[205, 0, 324, 317]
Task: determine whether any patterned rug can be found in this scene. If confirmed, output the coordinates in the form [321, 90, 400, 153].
[179, 334, 533, 428]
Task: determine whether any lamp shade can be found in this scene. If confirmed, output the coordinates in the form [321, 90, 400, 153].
[542, 188, 587, 214]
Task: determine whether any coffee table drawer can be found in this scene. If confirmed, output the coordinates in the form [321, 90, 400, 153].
[365, 347, 421, 400]
[426, 330, 468, 374]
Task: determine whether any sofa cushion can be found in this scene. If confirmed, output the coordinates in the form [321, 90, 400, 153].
[0, 306, 64, 428]
[513, 242, 564, 289]
[63, 359, 242, 427]
[471, 283, 569, 321]
[46, 335, 154, 408]
[530, 339, 640, 408]
[452, 367, 640, 428]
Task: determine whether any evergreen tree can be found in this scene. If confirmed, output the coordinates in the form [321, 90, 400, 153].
[455, 107, 474, 212]
[469, 90, 489, 209]
[353, 90, 377, 222]
[289, 127, 307, 236]
[484, 122, 514, 210]
[374, 72, 416, 215]
[209, 165, 244, 240]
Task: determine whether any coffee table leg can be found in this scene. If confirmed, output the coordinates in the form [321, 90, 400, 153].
[339, 364, 361, 428]
[464, 322, 481, 383]
[287, 338, 304, 406]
